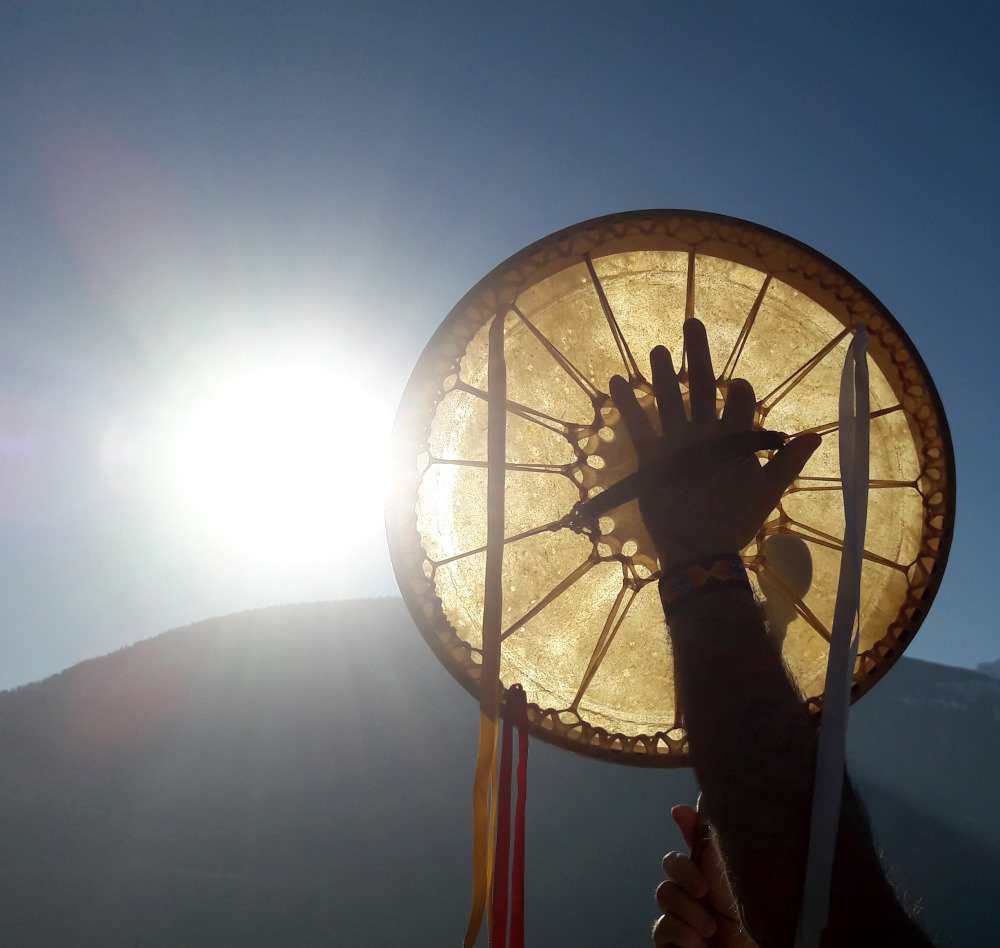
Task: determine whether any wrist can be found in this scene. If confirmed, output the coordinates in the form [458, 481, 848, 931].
[654, 539, 743, 576]
[658, 553, 753, 622]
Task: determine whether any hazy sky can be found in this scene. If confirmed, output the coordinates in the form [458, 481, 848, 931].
[1, 1, 997, 689]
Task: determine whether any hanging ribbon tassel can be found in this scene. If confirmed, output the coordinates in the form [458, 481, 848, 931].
[510, 685, 529, 948]
[510, 685, 528, 948]
[491, 684, 529, 948]
[492, 697, 515, 948]
[464, 311, 508, 948]
[795, 325, 870, 948]
[465, 712, 500, 947]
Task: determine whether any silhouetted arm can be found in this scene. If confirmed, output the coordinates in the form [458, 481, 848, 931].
[612, 320, 932, 947]
[668, 583, 932, 947]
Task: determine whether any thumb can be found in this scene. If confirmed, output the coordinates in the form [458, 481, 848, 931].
[761, 432, 822, 504]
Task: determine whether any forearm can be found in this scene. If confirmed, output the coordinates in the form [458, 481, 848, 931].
[669, 585, 813, 945]
[666, 585, 933, 947]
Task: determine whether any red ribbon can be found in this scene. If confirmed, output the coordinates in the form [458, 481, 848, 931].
[511, 686, 528, 948]
[491, 684, 529, 948]
[492, 707, 514, 948]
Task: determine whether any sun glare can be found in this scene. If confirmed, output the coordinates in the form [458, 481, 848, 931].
[172, 358, 390, 565]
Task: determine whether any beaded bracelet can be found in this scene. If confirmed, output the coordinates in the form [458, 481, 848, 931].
[657, 553, 752, 620]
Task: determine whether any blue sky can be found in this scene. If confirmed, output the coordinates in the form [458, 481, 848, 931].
[0, 1, 997, 689]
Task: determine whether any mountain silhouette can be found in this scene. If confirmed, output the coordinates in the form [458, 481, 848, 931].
[0, 598, 995, 945]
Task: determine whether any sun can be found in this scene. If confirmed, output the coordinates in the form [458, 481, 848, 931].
[171, 357, 390, 565]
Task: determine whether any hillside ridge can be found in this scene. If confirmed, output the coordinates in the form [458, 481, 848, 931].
[0, 598, 994, 945]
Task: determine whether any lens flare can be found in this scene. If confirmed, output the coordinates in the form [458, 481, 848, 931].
[172, 359, 388, 565]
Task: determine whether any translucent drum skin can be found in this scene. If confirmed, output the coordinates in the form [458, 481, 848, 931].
[386, 210, 954, 766]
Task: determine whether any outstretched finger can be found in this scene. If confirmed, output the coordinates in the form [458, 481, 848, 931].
[651, 345, 686, 447]
[610, 374, 657, 463]
[720, 378, 756, 435]
[684, 319, 718, 434]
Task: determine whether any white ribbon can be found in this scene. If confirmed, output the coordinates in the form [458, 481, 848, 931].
[795, 325, 870, 948]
